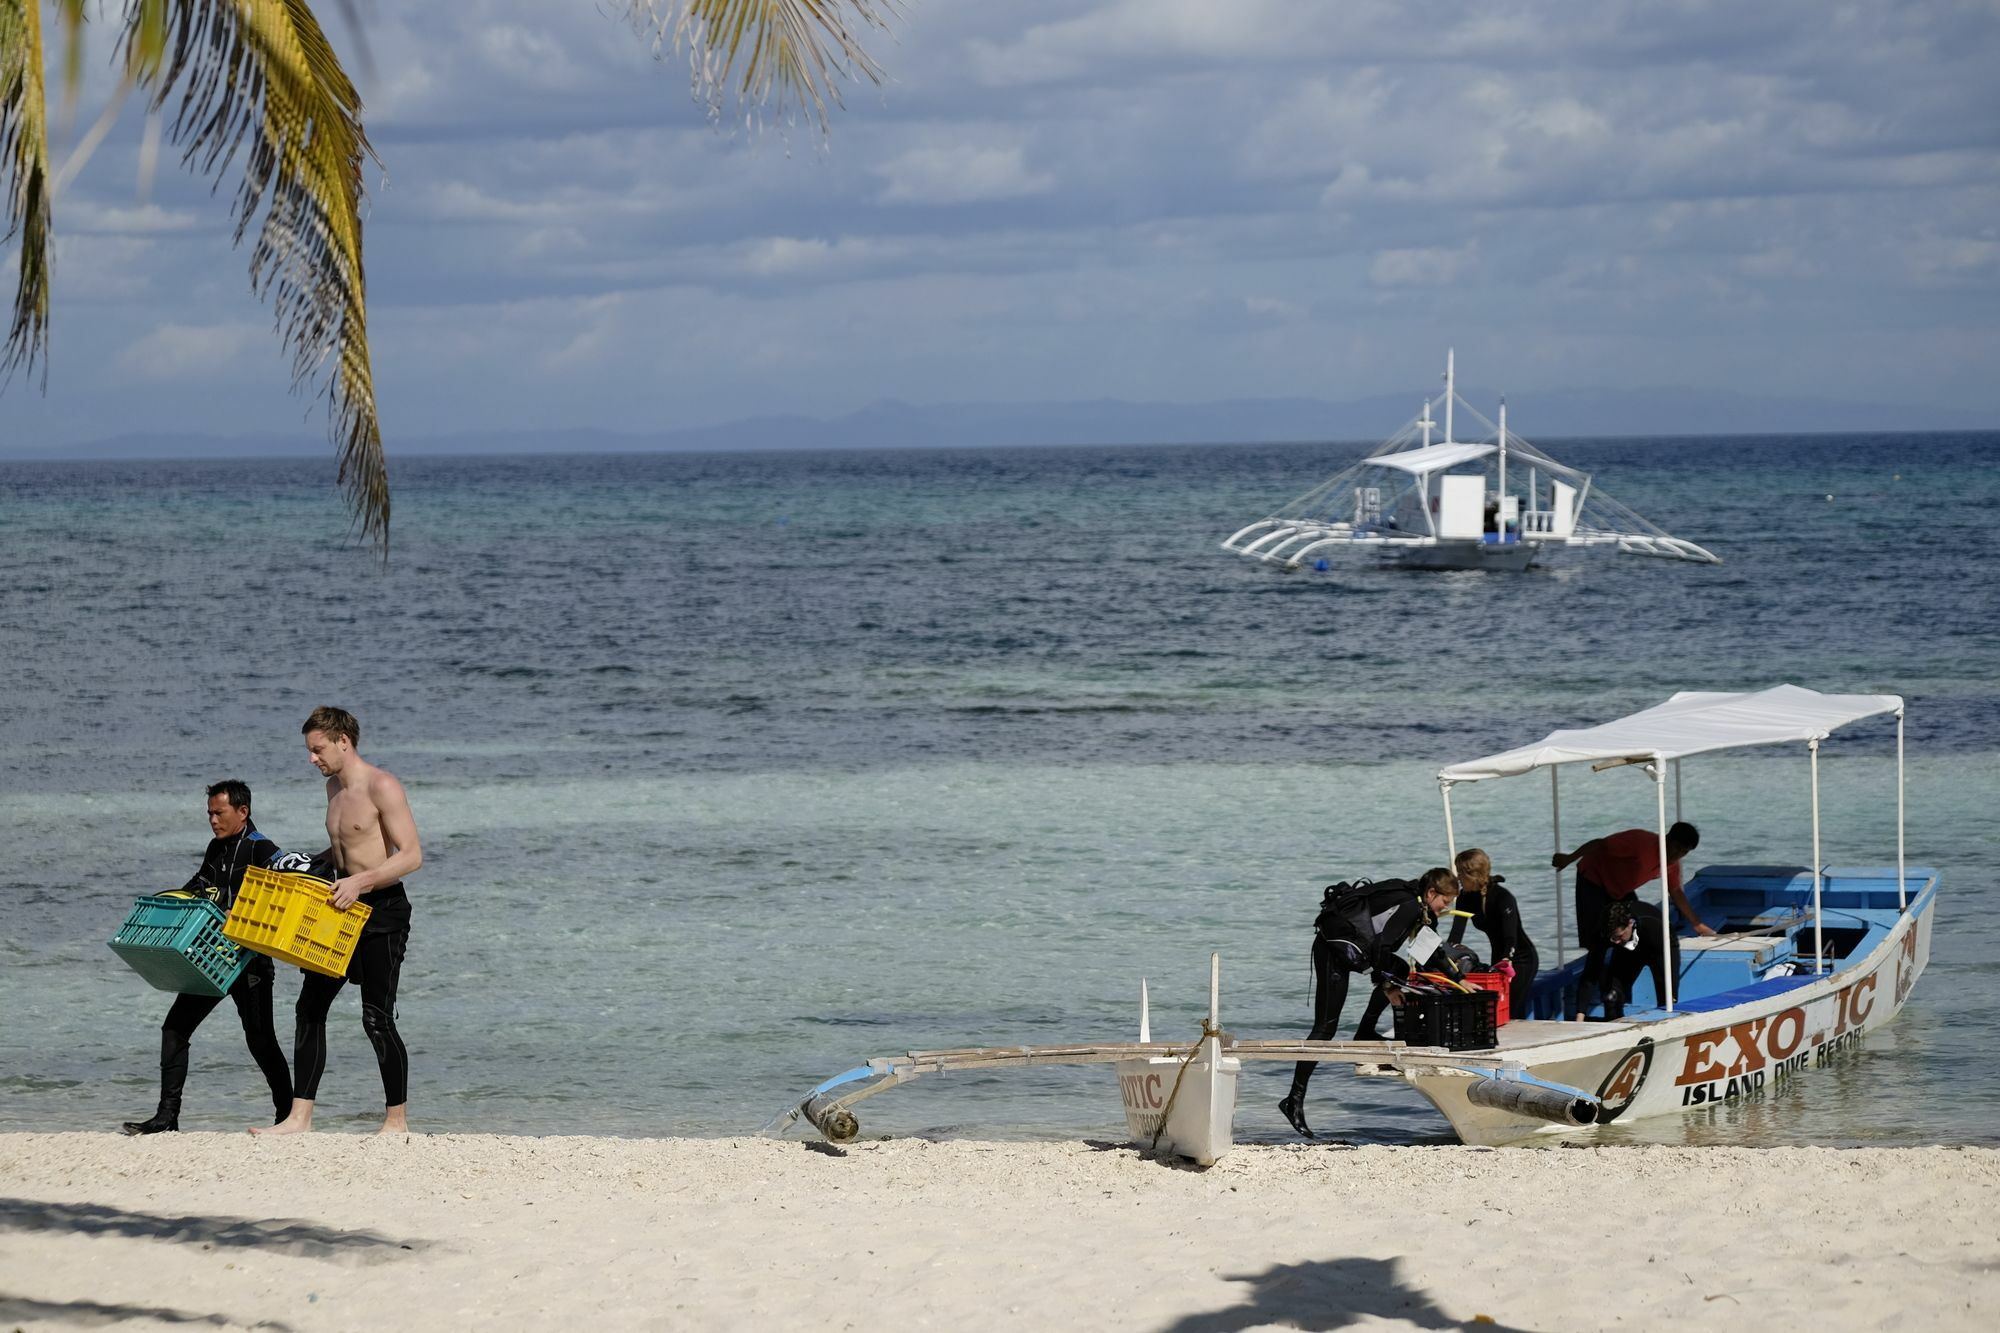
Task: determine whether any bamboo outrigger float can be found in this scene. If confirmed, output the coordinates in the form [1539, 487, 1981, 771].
[1221, 351, 1720, 572]
[777, 686, 1932, 1161]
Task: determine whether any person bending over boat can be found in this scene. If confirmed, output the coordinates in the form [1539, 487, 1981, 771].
[1598, 899, 1677, 1019]
[254, 707, 422, 1137]
[1552, 822, 1710, 1015]
[1446, 848, 1539, 1020]
[1279, 868, 1459, 1138]
[122, 781, 292, 1135]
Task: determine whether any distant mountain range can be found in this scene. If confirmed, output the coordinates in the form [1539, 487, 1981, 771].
[8, 386, 1993, 461]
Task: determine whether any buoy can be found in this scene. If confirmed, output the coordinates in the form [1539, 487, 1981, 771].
[1825, 494, 1834, 501]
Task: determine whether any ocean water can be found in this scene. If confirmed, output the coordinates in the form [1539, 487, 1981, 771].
[2, 432, 1997, 1147]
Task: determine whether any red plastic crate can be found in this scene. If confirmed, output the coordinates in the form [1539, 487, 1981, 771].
[1462, 971, 1512, 1025]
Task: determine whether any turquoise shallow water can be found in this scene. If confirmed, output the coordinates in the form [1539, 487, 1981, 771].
[1, 434, 1996, 1144]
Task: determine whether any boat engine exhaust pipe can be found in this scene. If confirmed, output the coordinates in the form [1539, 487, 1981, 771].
[1466, 1077, 1599, 1126]
[801, 1093, 860, 1143]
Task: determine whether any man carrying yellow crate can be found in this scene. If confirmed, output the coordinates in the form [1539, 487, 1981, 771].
[121, 781, 293, 1135]
[254, 707, 423, 1137]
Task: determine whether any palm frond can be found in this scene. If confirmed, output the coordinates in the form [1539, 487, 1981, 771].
[136, 0, 386, 550]
[1, 0, 54, 384]
[628, 0, 899, 133]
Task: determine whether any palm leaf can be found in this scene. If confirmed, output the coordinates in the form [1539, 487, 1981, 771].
[0, 0, 53, 384]
[136, 0, 386, 550]
[628, 0, 898, 132]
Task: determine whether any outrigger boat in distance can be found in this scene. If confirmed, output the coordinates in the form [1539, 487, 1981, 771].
[774, 685, 1931, 1161]
[1221, 351, 1720, 572]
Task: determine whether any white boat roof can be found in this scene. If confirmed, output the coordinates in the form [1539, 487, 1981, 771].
[1439, 685, 1904, 782]
[1367, 441, 1497, 476]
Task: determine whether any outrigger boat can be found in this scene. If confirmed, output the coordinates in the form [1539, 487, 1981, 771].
[1220, 351, 1720, 572]
[777, 685, 1932, 1160]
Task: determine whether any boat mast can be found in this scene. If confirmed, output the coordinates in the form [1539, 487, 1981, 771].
[1498, 396, 1509, 525]
[1444, 349, 1455, 444]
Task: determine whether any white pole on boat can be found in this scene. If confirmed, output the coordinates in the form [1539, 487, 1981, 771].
[1139, 977, 1151, 1044]
[1421, 399, 1434, 448]
[1551, 765, 1565, 967]
[1897, 707, 1907, 911]
[1208, 952, 1220, 1032]
[1445, 349, 1456, 444]
[1654, 757, 1674, 1011]
[1441, 780, 1459, 866]
[1810, 739, 1825, 972]
[1673, 758, 1683, 825]
[1529, 465, 1539, 530]
[1498, 398, 1509, 522]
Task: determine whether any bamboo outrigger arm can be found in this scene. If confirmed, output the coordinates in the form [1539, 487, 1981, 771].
[773, 1037, 1602, 1144]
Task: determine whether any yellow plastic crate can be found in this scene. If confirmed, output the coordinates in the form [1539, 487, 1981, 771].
[223, 867, 372, 977]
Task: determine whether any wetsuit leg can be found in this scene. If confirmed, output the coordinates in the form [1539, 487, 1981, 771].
[1351, 985, 1392, 1040]
[292, 968, 347, 1101]
[229, 955, 292, 1123]
[1574, 878, 1613, 1012]
[1510, 940, 1540, 1020]
[128, 992, 222, 1130]
[351, 928, 410, 1107]
[1287, 938, 1350, 1100]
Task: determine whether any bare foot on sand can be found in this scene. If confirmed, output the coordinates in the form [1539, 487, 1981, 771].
[251, 1099, 316, 1136]
[378, 1105, 409, 1135]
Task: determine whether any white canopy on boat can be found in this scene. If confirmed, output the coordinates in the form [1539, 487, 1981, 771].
[1438, 685, 1904, 783]
[1370, 441, 1496, 476]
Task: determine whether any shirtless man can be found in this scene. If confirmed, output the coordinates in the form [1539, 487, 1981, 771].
[254, 706, 422, 1135]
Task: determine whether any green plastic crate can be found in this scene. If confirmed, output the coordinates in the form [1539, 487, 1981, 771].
[108, 895, 249, 997]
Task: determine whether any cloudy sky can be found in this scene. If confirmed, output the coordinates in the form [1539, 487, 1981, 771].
[5, 0, 1997, 447]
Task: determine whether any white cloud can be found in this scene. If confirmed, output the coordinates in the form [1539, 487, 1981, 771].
[1906, 230, 2000, 284]
[63, 202, 201, 234]
[1369, 243, 1477, 288]
[114, 322, 263, 381]
[1243, 295, 1306, 322]
[876, 144, 1054, 205]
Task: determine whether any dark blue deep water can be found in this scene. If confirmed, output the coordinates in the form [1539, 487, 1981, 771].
[2, 432, 1996, 1144]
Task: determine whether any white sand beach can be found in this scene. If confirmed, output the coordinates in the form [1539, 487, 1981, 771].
[1, 1133, 1994, 1331]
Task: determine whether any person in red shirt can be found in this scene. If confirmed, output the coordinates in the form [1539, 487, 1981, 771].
[1552, 822, 1711, 1013]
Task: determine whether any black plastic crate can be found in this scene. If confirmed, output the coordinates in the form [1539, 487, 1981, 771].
[1393, 989, 1499, 1051]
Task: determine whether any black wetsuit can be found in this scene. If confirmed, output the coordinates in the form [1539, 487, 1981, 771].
[1447, 877, 1541, 1018]
[1287, 883, 1437, 1104]
[292, 872, 412, 1107]
[130, 823, 292, 1131]
[1601, 905, 1681, 1017]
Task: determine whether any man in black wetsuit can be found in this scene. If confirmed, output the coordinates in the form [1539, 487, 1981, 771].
[256, 706, 422, 1136]
[1278, 867, 1459, 1138]
[1600, 899, 1676, 1019]
[121, 780, 292, 1134]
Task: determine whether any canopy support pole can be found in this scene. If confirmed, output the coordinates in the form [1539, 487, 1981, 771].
[1673, 759, 1683, 825]
[1653, 758, 1674, 1011]
[1551, 765, 1565, 968]
[1441, 781, 1459, 867]
[1810, 738, 1825, 973]
[1897, 710, 1907, 912]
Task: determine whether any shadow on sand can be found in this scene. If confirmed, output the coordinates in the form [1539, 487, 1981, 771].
[0, 1292, 294, 1330]
[0, 1196, 429, 1264]
[1158, 1255, 1541, 1332]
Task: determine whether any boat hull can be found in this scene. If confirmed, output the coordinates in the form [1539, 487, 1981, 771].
[1117, 1035, 1240, 1165]
[1401, 891, 1935, 1145]
[1389, 539, 1538, 572]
